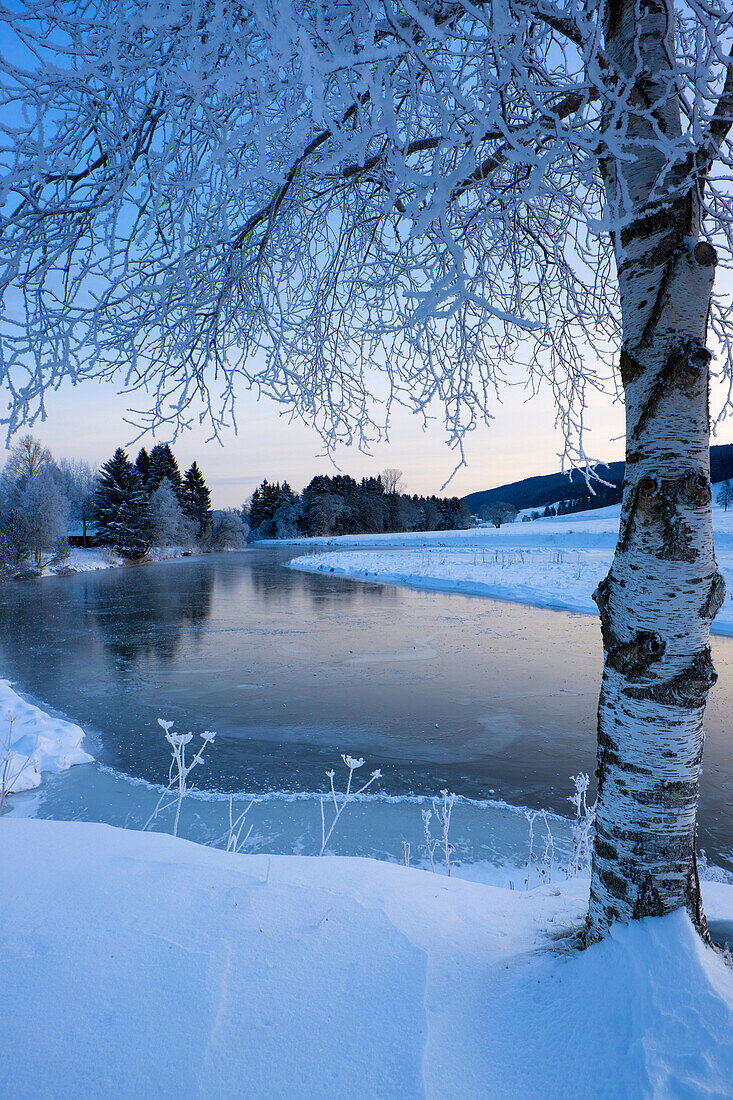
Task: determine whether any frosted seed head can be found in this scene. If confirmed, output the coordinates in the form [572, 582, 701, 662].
[168, 732, 193, 747]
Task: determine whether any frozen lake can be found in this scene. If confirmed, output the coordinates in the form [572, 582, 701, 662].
[1, 547, 731, 871]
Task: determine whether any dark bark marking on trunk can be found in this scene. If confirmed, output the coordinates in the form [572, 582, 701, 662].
[619, 473, 708, 562]
[619, 348, 645, 388]
[620, 204, 677, 249]
[633, 875, 665, 919]
[638, 251, 681, 349]
[618, 483, 641, 554]
[622, 230, 680, 277]
[599, 864, 630, 901]
[688, 842, 712, 943]
[632, 192, 696, 350]
[593, 827, 618, 864]
[606, 630, 665, 678]
[632, 340, 711, 441]
[596, 740, 646, 777]
[626, 646, 717, 708]
[693, 241, 718, 267]
[593, 574, 613, 644]
[699, 571, 726, 619]
[603, 0, 631, 39]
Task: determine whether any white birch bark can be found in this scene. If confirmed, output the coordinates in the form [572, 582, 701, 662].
[587, 0, 725, 940]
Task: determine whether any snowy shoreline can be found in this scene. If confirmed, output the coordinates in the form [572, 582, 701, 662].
[0, 677, 92, 794]
[284, 499, 733, 637]
[7, 542, 213, 581]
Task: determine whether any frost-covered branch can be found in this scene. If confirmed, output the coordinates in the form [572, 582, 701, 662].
[3, 0, 730, 469]
[566, 772, 596, 879]
[0, 716, 38, 811]
[225, 797, 256, 855]
[422, 788, 457, 875]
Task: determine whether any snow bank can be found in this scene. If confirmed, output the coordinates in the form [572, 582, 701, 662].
[0, 680, 92, 793]
[292, 545, 611, 617]
[38, 544, 197, 577]
[0, 819, 731, 1099]
[288, 494, 733, 635]
[42, 546, 123, 574]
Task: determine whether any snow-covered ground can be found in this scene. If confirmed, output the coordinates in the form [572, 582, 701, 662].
[287, 497, 733, 636]
[0, 818, 731, 1099]
[40, 545, 123, 574]
[0, 678, 91, 794]
[33, 543, 195, 578]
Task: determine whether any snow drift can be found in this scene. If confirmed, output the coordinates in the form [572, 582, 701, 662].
[0, 819, 730, 1099]
[0, 679, 91, 793]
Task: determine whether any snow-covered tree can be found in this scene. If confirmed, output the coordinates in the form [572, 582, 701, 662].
[0, 435, 68, 568]
[150, 477, 196, 547]
[210, 510, 248, 551]
[0, 465, 68, 569]
[180, 463, 213, 536]
[93, 449, 151, 559]
[716, 480, 732, 512]
[58, 458, 96, 545]
[1, 0, 733, 941]
[3, 435, 55, 490]
[12, 467, 69, 568]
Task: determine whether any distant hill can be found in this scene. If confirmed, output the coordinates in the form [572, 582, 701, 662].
[463, 444, 733, 516]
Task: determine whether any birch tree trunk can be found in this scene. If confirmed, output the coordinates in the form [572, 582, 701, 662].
[586, 0, 724, 940]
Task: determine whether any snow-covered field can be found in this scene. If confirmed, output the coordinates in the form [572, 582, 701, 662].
[0, 678, 91, 794]
[287, 498, 733, 636]
[0, 818, 731, 1100]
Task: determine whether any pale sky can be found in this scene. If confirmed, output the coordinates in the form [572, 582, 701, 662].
[11, 349, 733, 508]
[13, 369, 630, 509]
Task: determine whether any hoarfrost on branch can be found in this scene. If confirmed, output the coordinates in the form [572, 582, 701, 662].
[0, 0, 729, 473]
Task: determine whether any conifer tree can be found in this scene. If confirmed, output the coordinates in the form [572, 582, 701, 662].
[93, 448, 152, 559]
[180, 462, 213, 535]
[147, 444, 183, 497]
[135, 447, 150, 486]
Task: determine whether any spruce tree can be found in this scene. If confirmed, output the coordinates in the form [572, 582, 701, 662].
[147, 443, 183, 496]
[93, 448, 152, 558]
[248, 479, 283, 530]
[135, 447, 150, 485]
[180, 462, 213, 534]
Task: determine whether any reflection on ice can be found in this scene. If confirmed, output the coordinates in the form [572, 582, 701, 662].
[1, 547, 732, 871]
